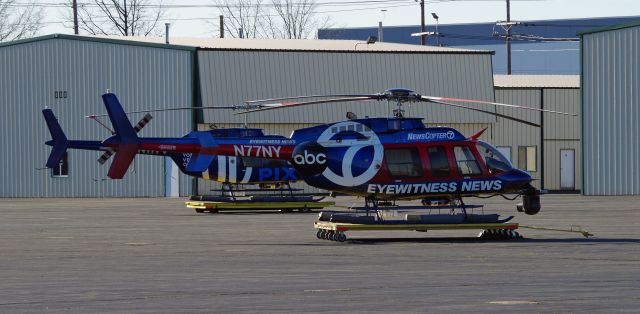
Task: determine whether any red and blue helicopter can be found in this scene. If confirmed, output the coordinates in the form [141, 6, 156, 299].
[43, 97, 298, 186]
[43, 88, 575, 219]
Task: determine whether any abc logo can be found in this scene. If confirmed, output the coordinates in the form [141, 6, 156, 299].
[293, 150, 326, 165]
[292, 142, 327, 176]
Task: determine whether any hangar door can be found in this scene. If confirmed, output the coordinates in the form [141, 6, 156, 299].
[560, 149, 575, 190]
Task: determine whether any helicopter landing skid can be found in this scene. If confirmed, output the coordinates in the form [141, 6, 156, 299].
[313, 220, 521, 242]
[313, 196, 523, 242]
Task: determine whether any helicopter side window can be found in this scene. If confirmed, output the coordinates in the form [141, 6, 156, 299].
[427, 146, 450, 178]
[386, 148, 423, 178]
[454, 146, 482, 176]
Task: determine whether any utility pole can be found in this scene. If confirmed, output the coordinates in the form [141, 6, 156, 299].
[123, 0, 128, 36]
[72, 0, 79, 34]
[418, 0, 426, 45]
[506, 0, 512, 74]
[219, 15, 224, 38]
[165, 23, 170, 44]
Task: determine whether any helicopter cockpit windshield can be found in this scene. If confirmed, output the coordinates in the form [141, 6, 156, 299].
[476, 141, 513, 174]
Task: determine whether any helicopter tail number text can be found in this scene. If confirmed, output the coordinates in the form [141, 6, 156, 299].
[233, 145, 282, 158]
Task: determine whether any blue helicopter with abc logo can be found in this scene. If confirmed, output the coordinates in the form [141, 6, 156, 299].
[233, 88, 575, 216]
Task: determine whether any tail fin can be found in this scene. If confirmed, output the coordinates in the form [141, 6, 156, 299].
[102, 93, 140, 179]
[168, 152, 193, 174]
[42, 109, 69, 168]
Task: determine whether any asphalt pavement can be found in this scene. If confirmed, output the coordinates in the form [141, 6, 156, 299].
[0, 195, 638, 313]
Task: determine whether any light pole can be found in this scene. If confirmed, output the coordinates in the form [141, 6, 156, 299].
[378, 9, 386, 42]
[431, 12, 439, 46]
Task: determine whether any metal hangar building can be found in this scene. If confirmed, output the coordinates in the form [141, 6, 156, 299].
[580, 21, 640, 195]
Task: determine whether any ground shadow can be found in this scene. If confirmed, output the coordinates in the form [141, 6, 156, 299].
[175, 211, 319, 216]
[222, 237, 640, 247]
[345, 237, 640, 244]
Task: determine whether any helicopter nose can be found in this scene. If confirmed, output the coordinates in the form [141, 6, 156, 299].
[498, 168, 533, 191]
[512, 168, 532, 180]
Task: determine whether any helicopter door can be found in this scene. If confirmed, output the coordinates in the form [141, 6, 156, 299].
[385, 148, 424, 179]
[426, 146, 451, 178]
[560, 149, 575, 190]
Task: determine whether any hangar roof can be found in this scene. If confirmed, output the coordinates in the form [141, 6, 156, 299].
[104, 35, 490, 54]
[0, 33, 491, 54]
[0, 34, 197, 51]
[494, 75, 580, 88]
[577, 20, 640, 36]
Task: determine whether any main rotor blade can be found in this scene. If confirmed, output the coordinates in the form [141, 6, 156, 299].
[237, 96, 377, 114]
[245, 94, 380, 104]
[423, 96, 577, 116]
[421, 96, 541, 127]
[86, 106, 237, 118]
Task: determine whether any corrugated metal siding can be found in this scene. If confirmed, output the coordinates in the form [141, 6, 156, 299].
[0, 38, 193, 197]
[582, 26, 640, 195]
[543, 89, 580, 139]
[494, 89, 541, 189]
[198, 50, 495, 125]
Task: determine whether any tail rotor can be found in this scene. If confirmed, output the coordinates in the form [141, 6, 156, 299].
[97, 113, 152, 165]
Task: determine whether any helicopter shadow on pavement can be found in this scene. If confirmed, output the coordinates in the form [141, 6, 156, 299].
[344, 237, 640, 245]
[183, 211, 319, 216]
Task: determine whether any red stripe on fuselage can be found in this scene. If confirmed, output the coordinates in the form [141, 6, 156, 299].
[138, 143, 201, 153]
[103, 143, 202, 153]
[104, 142, 295, 159]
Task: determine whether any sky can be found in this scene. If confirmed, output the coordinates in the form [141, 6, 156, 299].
[33, 0, 640, 38]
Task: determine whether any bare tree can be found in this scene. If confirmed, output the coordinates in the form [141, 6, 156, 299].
[213, 0, 330, 39]
[212, 0, 268, 38]
[270, 0, 330, 39]
[0, 0, 44, 42]
[75, 0, 165, 36]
